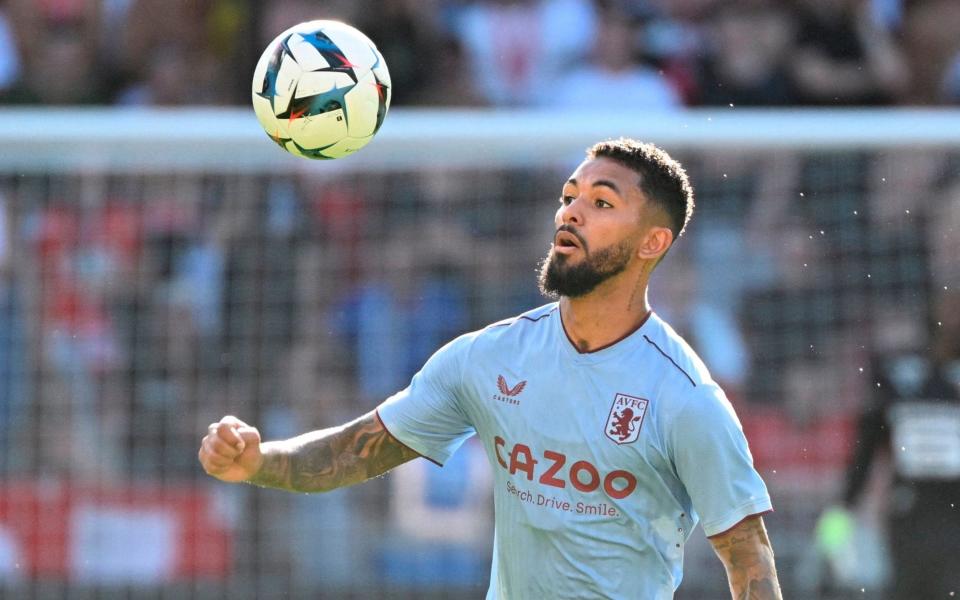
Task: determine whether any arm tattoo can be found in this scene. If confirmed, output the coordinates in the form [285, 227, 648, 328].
[709, 516, 783, 600]
[247, 412, 420, 493]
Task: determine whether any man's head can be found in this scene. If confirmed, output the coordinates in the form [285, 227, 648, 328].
[539, 138, 694, 299]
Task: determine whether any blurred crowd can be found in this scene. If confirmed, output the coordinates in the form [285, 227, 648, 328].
[1, 0, 960, 108]
[1, 141, 958, 595]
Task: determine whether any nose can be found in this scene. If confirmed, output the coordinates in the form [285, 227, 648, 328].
[558, 195, 584, 226]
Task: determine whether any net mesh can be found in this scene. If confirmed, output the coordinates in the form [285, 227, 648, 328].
[0, 139, 958, 598]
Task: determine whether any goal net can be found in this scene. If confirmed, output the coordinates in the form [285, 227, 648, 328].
[0, 108, 957, 598]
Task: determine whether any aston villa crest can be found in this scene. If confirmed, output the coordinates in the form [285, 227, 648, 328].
[605, 394, 649, 445]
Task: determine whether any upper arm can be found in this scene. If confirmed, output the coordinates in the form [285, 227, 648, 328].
[669, 386, 772, 536]
[377, 334, 476, 464]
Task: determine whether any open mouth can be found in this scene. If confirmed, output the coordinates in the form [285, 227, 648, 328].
[554, 230, 583, 254]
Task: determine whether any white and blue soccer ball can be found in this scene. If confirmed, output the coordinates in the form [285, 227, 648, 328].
[252, 20, 391, 160]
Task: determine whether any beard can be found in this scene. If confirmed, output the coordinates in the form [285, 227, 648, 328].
[538, 230, 634, 299]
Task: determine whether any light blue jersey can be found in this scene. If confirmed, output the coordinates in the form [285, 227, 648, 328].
[378, 303, 772, 599]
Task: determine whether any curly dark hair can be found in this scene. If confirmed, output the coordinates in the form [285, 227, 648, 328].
[587, 138, 695, 241]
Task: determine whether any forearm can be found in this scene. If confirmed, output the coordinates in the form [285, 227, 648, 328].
[711, 516, 783, 600]
[723, 545, 781, 600]
[247, 412, 418, 493]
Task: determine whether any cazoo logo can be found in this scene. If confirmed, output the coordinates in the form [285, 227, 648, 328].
[493, 436, 637, 499]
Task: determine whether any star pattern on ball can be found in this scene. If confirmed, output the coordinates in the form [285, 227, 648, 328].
[372, 74, 389, 132]
[302, 32, 360, 83]
[268, 128, 292, 150]
[255, 38, 290, 112]
[276, 80, 357, 125]
[369, 48, 390, 132]
[292, 140, 338, 160]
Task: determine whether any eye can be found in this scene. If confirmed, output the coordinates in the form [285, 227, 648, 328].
[560, 195, 575, 205]
[595, 199, 613, 208]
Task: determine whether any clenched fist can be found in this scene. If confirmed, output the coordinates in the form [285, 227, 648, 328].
[198, 416, 264, 483]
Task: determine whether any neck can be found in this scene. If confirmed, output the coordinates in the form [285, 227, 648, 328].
[558, 267, 652, 353]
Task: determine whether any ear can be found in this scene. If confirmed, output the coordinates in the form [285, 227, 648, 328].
[636, 226, 673, 261]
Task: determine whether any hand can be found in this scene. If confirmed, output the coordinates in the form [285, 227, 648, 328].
[198, 416, 264, 483]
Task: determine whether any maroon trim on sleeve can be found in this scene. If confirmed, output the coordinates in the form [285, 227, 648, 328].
[706, 509, 775, 538]
[374, 409, 444, 467]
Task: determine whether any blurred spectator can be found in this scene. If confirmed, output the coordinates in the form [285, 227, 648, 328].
[7, 0, 101, 54]
[900, 0, 960, 105]
[2, 0, 960, 108]
[788, 0, 909, 105]
[116, 44, 195, 106]
[329, 260, 410, 406]
[543, 2, 682, 110]
[641, 0, 717, 105]
[257, 0, 356, 53]
[653, 255, 751, 398]
[930, 179, 960, 287]
[406, 257, 470, 373]
[380, 437, 493, 587]
[0, 3, 19, 93]
[407, 34, 485, 106]
[355, 0, 448, 107]
[824, 288, 960, 598]
[1, 22, 105, 104]
[3, 0, 106, 103]
[22, 199, 125, 477]
[697, 3, 796, 106]
[118, 0, 247, 104]
[0, 192, 26, 473]
[119, 0, 210, 77]
[452, 0, 596, 106]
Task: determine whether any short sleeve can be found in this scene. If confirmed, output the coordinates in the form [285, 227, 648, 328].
[377, 334, 476, 465]
[669, 385, 772, 537]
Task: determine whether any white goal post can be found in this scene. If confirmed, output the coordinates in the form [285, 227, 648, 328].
[3, 108, 960, 174]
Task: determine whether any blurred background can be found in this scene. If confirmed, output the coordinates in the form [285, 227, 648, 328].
[1, 0, 960, 598]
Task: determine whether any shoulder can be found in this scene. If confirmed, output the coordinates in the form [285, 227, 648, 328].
[642, 317, 739, 424]
[480, 303, 559, 337]
[642, 314, 715, 390]
[436, 303, 559, 360]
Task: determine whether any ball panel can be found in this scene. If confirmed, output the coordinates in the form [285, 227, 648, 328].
[321, 135, 374, 159]
[291, 141, 338, 160]
[283, 140, 306, 158]
[287, 35, 330, 72]
[271, 55, 302, 116]
[288, 109, 349, 148]
[322, 27, 378, 71]
[294, 71, 355, 100]
[343, 70, 380, 137]
[371, 49, 391, 88]
[371, 69, 390, 134]
[252, 94, 295, 152]
[321, 21, 379, 55]
[252, 37, 288, 104]
[252, 46, 273, 96]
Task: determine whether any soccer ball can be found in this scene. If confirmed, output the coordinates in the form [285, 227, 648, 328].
[251, 20, 391, 160]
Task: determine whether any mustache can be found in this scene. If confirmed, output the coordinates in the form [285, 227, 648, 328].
[555, 224, 588, 250]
